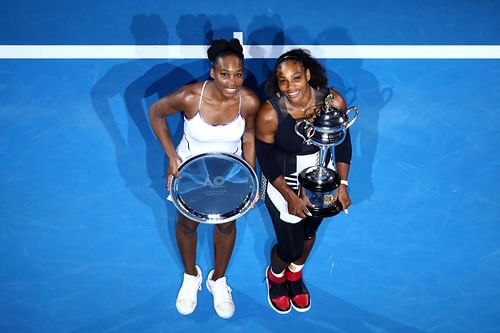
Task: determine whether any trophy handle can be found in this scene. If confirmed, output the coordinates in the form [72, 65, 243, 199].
[345, 105, 359, 129]
[294, 119, 314, 144]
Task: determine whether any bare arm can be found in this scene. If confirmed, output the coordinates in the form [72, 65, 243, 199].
[240, 89, 260, 170]
[336, 162, 351, 211]
[329, 88, 352, 211]
[149, 84, 197, 185]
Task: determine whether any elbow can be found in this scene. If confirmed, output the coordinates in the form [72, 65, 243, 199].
[148, 105, 156, 119]
[149, 104, 162, 123]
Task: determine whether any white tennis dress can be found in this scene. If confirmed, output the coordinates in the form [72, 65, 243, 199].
[176, 80, 245, 161]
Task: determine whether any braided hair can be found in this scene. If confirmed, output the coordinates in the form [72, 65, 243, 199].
[264, 48, 328, 97]
[207, 38, 244, 68]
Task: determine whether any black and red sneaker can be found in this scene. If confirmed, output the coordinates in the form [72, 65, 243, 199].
[265, 266, 291, 314]
[286, 269, 311, 312]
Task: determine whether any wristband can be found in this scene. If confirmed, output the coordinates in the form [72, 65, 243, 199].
[340, 179, 349, 187]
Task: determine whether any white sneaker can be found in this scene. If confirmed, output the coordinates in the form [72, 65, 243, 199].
[176, 266, 202, 315]
[206, 270, 235, 319]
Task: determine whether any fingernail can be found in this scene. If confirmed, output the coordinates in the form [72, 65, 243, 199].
[344, 209, 349, 214]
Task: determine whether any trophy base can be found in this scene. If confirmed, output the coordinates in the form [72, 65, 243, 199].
[298, 166, 342, 218]
[308, 200, 343, 217]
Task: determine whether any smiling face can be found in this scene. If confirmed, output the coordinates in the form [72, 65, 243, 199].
[276, 59, 311, 104]
[210, 54, 244, 98]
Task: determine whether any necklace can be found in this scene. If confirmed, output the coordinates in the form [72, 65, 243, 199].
[285, 86, 315, 119]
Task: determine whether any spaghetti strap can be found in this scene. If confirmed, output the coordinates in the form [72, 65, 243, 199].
[238, 92, 242, 115]
[196, 82, 243, 125]
[198, 80, 208, 112]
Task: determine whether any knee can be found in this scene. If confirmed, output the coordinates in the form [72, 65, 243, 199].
[176, 215, 198, 236]
[277, 243, 303, 264]
[215, 221, 236, 235]
[304, 230, 317, 240]
[304, 217, 322, 240]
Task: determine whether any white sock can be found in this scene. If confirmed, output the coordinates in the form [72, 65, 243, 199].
[271, 267, 285, 278]
[288, 262, 304, 273]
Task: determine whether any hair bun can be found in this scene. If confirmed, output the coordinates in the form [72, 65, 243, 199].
[227, 38, 243, 54]
[207, 38, 244, 61]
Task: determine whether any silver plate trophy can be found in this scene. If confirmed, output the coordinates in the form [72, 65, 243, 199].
[294, 93, 359, 217]
[170, 152, 258, 224]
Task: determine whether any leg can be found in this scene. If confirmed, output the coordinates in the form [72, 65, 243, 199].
[286, 216, 323, 312]
[176, 213, 200, 275]
[206, 221, 236, 319]
[175, 213, 202, 315]
[212, 221, 236, 280]
[271, 244, 289, 274]
[291, 215, 322, 266]
[264, 196, 307, 314]
[265, 196, 307, 268]
[291, 235, 316, 266]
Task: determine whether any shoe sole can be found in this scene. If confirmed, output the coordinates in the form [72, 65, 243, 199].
[265, 267, 291, 315]
[176, 304, 196, 316]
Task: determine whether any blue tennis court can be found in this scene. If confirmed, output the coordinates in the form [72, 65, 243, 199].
[1, 1, 499, 332]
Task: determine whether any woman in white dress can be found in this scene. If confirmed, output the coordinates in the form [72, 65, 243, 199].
[149, 38, 260, 319]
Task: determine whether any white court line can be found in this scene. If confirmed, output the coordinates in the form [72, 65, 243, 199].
[0, 45, 500, 59]
[1, 44, 499, 59]
[2, 31, 500, 59]
[247, 45, 500, 59]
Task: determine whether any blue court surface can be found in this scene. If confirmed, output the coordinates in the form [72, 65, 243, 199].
[1, 1, 499, 332]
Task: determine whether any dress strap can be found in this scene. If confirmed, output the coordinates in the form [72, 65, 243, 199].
[238, 91, 242, 115]
[268, 95, 286, 124]
[198, 80, 208, 112]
